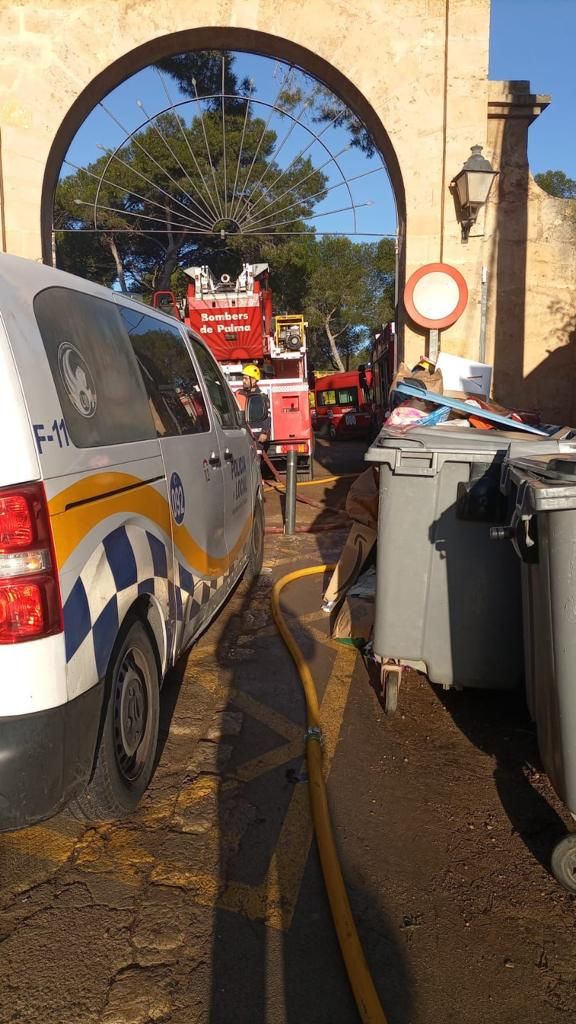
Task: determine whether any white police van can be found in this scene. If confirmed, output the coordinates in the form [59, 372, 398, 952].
[0, 254, 264, 829]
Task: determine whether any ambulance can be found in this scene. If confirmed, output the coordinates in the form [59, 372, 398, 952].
[0, 254, 264, 830]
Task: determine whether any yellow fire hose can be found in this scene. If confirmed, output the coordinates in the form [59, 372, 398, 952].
[269, 473, 360, 488]
[297, 473, 360, 487]
[271, 566, 388, 1024]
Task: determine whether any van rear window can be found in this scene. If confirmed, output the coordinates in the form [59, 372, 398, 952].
[34, 287, 155, 447]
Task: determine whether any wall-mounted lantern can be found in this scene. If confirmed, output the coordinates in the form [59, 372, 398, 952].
[451, 145, 499, 241]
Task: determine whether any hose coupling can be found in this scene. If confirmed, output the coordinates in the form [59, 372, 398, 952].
[305, 726, 323, 744]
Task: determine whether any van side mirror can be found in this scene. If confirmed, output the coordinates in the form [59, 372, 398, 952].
[245, 393, 268, 428]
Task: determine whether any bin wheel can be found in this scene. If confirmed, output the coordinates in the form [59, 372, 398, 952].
[380, 664, 402, 716]
[328, 425, 337, 441]
[551, 833, 576, 894]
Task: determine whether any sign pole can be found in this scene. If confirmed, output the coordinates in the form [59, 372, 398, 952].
[428, 328, 439, 363]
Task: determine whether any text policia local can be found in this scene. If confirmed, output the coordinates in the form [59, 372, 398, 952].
[199, 311, 252, 335]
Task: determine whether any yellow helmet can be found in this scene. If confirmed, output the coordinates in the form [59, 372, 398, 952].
[242, 363, 261, 382]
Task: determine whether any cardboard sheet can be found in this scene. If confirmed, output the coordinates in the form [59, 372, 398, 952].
[322, 522, 377, 612]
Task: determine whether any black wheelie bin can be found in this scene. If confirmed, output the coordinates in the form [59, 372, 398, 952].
[497, 451, 576, 893]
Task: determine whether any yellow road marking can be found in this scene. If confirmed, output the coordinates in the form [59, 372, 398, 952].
[134, 793, 178, 827]
[214, 643, 357, 930]
[232, 691, 303, 744]
[0, 820, 82, 896]
[149, 865, 222, 904]
[193, 666, 303, 744]
[254, 644, 357, 930]
[234, 738, 304, 784]
[0, 645, 357, 933]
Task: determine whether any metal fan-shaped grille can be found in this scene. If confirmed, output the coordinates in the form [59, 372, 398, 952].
[60, 55, 391, 241]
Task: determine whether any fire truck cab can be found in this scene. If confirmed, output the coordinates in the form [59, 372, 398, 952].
[154, 265, 314, 480]
[313, 368, 374, 440]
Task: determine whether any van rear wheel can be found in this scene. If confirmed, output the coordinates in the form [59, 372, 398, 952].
[71, 619, 160, 822]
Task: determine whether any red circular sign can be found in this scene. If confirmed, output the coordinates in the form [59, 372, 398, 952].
[404, 263, 468, 330]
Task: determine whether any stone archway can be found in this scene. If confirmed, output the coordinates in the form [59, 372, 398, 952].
[0, 0, 495, 369]
[39, 27, 406, 281]
[4, 0, 574, 419]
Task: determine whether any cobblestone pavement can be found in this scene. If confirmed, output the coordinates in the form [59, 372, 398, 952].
[1, 448, 576, 1023]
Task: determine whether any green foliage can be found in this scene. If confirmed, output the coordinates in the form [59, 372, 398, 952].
[54, 229, 117, 286]
[276, 80, 375, 157]
[534, 170, 576, 199]
[160, 54, 375, 157]
[54, 51, 396, 369]
[55, 103, 327, 293]
[310, 87, 375, 157]
[303, 236, 395, 369]
[257, 236, 318, 313]
[156, 50, 247, 109]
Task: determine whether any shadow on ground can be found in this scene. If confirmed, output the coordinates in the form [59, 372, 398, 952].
[204, 523, 413, 1023]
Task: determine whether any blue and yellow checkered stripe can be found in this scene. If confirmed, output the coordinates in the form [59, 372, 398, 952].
[63, 524, 232, 682]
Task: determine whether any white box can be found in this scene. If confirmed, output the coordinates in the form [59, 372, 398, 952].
[436, 352, 492, 397]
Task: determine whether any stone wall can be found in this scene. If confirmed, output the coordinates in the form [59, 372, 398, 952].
[522, 190, 576, 424]
[485, 81, 576, 423]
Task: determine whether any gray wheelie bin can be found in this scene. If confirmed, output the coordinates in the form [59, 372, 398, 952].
[498, 453, 576, 893]
[365, 425, 576, 714]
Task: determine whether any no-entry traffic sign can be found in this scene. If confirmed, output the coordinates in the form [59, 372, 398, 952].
[403, 262, 468, 330]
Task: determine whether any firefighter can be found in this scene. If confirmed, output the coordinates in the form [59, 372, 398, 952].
[236, 364, 271, 450]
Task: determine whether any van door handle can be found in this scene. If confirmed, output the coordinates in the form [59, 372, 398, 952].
[209, 451, 221, 467]
[223, 448, 234, 462]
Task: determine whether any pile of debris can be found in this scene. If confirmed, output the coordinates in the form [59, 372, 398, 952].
[322, 352, 547, 648]
[383, 354, 544, 434]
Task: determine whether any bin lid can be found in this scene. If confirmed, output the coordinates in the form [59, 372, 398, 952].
[365, 423, 565, 462]
[508, 454, 576, 513]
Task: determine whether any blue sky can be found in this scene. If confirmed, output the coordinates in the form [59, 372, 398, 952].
[490, 0, 576, 179]
[63, 3, 575, 242]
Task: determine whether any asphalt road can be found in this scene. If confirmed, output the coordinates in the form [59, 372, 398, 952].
[1, 438, 575, 1023]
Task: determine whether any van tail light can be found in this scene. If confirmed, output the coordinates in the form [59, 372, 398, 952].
[0, 483, 63, 644]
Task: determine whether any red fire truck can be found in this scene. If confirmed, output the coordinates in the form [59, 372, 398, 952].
[153, 263, 314, 479]
[313, 368, 374, 440]
[370, 322, 397, 433]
